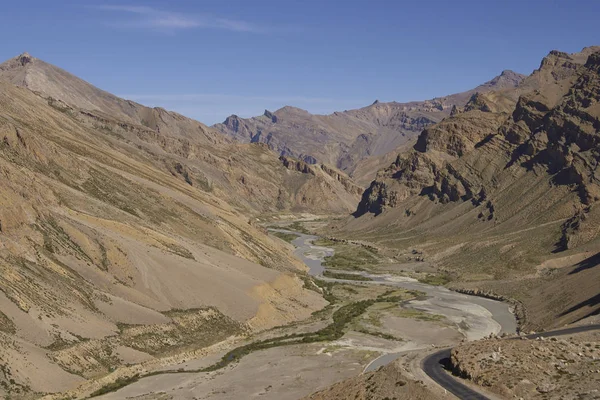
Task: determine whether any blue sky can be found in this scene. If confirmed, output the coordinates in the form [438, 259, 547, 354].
[1, 0, 599, 124]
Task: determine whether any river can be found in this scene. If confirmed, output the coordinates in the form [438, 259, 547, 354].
[270, 228, 518, 372]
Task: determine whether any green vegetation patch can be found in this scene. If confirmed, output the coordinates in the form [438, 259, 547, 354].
[356, 294, 442, 331]
[118, 307, 243, 356]
[271, 231, 300, 243]
[418, 273, 451, 286]
[91, 279, 423, 394]
[89, 374, 141, 397]
[190, 285, 416, 372]
[394, 308, 444, 322]
[355, 328, 402, 342]
[313, 238, 336, 247]
[322, 244, 380, 271]
[322, 270, 372, 281]
[287, 221, 310, 234]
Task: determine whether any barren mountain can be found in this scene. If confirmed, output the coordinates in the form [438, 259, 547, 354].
[213, 70, 525, 179]
[0, 55, 370, 398]
[0, 53, 362, 215]
[335, 46, 600, 331]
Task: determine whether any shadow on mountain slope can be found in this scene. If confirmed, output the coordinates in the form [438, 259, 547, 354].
[569, 251, 600, 275]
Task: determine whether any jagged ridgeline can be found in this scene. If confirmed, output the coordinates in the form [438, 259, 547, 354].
[214, 71, 526, 185]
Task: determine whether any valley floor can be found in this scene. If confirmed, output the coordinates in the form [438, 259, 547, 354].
[81, 219, 518, 400]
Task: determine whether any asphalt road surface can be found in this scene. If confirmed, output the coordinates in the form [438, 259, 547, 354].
[422, 324, 600, 399]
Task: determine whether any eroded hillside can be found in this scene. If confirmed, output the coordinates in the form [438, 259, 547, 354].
[338, 47, 600, 330]
[0, 53, 362, 216]
[0, 67, 331, 398]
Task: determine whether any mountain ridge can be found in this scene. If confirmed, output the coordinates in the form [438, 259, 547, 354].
[0, 52, 363, 215]
[213, 69, 526, 179]
[338, 46, 600, 331]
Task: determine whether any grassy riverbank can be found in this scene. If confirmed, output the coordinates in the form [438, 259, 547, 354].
[313, 239, 381, 272]
[271, 231, 300, 243]
[90, 279, 420, 397]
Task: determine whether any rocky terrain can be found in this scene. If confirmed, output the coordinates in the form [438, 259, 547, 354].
[451, 331, 600, 399]
[214, 71, 525, 181]
[303, 360, 440, 400]
[330, 46, 600, 333]
[0, 43, 598, 400]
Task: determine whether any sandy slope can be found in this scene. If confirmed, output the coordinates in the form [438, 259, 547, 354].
[0, 80, 327, 398]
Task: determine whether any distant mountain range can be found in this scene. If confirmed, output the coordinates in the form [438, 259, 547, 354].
[213, 69, 525, 182]
[0, 52, 362, 215]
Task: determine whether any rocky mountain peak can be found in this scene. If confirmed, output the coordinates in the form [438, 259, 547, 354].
[222, 114, 241, 127]
[275, 105, 309, 115]
[585, 50, 600, 71]
[486, 69, 526, 89]
[0, 52, 35, 71]
[549, 49, 571, 58]
[499, 69, 523, 80]
[539, 49, 576, 69]
[17, 52, 33, 66]
[263, 109, 277, 122]
[464, 92, 493, 112]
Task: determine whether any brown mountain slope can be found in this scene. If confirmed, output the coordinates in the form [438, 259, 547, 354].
[213, 70, 525, 178]
[337, 47, 600, 330]
[0, 53, 361, 215]
[0, 77, 332, 397]
[0, 52, 223, 142]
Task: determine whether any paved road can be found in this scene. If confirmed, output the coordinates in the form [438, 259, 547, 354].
[422, 324, 600, 399]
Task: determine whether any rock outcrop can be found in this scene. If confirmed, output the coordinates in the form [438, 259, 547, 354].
[357, 47, 600, 222]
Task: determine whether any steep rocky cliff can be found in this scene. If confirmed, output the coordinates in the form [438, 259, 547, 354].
[345, 47, 600, 329]
[277, 156, 363, 211]
[356, 47, 600, 220]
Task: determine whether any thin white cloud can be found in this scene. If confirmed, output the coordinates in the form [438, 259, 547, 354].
[95, 5, 262, 32]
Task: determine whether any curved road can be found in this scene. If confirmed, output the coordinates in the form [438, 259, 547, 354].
[422, 324, 600, 399]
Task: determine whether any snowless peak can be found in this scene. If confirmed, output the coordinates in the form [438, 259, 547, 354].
[17, 52, 34, 66]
